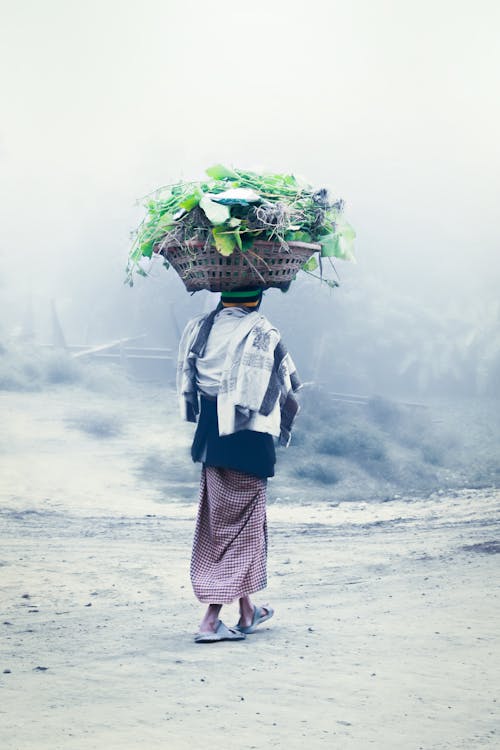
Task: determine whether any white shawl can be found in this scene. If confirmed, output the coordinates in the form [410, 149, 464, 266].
[177, 310, 300, 445]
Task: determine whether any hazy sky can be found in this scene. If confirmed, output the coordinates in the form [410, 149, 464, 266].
[1, 0, 499, 324]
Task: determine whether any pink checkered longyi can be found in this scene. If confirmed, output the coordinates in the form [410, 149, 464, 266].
[190, 466, 268, 604]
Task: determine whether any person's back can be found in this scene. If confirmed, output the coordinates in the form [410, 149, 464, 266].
[196, 305, 255, 398]
[177, 287, 300, 642]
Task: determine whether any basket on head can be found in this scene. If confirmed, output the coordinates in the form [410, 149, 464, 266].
[157, 239, 320, 292]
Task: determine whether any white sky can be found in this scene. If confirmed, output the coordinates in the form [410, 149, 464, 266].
[0, 0, 499, 313]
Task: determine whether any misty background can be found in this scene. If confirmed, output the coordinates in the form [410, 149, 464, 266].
[1, 0, 499, 401]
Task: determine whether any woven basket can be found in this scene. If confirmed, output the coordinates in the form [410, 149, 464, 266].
[157, 239, 320, 292]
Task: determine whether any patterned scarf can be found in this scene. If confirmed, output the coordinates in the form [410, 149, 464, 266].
[177, 289, 301, 445]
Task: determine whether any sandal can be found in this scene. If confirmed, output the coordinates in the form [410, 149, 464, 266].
[235, 605, 274, 634]
[194, 619, 246, 643]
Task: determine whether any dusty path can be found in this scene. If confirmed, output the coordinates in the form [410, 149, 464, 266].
[1, 389, 499, 749]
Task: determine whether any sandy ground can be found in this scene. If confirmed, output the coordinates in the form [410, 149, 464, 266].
[1, 387, 499, 749]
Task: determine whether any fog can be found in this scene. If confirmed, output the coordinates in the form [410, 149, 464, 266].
[1, 0, 499, 397]
[2, 7, 500, 742]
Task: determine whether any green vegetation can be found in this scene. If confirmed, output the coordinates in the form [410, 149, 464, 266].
[126, 165, 355, 286]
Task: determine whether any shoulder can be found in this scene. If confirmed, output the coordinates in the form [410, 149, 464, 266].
[248, 314, 281, 352]
[179, 314, 207, 352]
[253, 313, 280, 337]
[181, 313, 206, 337]
[185, 313, 207, 327]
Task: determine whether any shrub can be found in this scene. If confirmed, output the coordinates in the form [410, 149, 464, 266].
[66, 411, 124, 438]
[289, 427, 308, 447]
[0, 342, 132, 394]
[293, 461, 340, 485]
[316, 426, 387, 462]
[420, 441, 447, 466]
[367, 396, 404, 431]
[44, 351, 80, 384]
[137, 452, 199, 498]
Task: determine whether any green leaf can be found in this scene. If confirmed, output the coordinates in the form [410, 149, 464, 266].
[318, 234, 337, 257]
[241, 234, 255, 252]
[302, 255, 318, 272]
[234, 229, 243, 250]
[320, 219, 356, 261]
[155, 211, 175, 231]
[285, 230, 313, 243]
[139, 240, 154, 258]
[336, 218, 356, 261]
[180, 188, 202, 212]
[212, 226, 236, 256]
[199, 194, 231, 225]
[205, 164, 239, 180]
[315, 223, 334, 237]
[325, 207, 341, 223]
[337, 217, 356, 242]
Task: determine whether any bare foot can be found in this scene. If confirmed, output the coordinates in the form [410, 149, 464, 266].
[238, 604, 270, 629]
[198, 603, 222, 633]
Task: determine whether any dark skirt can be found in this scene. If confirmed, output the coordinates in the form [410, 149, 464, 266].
[191, 396, 276, 479]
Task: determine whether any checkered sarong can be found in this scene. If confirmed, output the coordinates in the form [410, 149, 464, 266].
[190, 466, 268, 604]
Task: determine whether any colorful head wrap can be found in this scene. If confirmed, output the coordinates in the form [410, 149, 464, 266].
[220, 288, 263, 308]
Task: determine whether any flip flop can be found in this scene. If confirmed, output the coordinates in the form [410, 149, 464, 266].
[194, 620, 246, 644]
[235, 605, 274, 634]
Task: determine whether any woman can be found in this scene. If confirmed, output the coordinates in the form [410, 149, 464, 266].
[177, 287, 300, 643]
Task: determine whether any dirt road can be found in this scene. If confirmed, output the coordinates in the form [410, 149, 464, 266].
[1, 388, 498, 749]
